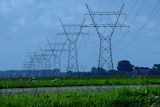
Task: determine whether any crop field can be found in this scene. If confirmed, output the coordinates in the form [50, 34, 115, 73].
[0, 87, 160, 107]
[0, 76, 160, 88]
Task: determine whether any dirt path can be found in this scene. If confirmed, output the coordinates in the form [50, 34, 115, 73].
[0, 85, 160, 94]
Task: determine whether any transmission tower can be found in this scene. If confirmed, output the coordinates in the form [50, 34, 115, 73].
[84, 4, 129, 71]
[23, 47, 53, 71]
[33, 51, 43, 70]
[46, 39, 67, 71]
[23, 59, 30, 70]
[39, 47, 52, 70]
[25, 52, 36, 70]
[24, 51, 42, 70]
[58, 19, 87, 72]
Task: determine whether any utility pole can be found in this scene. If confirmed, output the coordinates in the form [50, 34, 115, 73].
[84, 4, 129, 71]
[58, 19, 87, 72]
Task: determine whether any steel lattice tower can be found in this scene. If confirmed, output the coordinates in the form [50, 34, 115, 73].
[39, 47, 52, 70]
[47, 39, 67, 71]
[58, 19, 87, 72]
[33, 51, 44, 70]
[23, 59, 30, 70]
[84, 4, 129, 71]
[26, 52, 36, 70]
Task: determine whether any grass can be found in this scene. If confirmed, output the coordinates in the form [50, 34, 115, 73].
[0, 87, 160, 107]
[0, 76, 160, 88]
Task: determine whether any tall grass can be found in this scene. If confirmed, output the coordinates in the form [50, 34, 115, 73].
[0, 87, 160, 107]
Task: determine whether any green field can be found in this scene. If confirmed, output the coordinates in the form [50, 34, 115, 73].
[0, 76, 160, 88]
[0, 76, 160, 106]
[0, 87, 160, 107]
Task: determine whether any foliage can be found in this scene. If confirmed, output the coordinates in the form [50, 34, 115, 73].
[117, 60, 133, 73]
[149, 64, 160, 75]
[0, 87, 160, 106]
[0, 76, 160, 88]
[91, 67, 107, 75]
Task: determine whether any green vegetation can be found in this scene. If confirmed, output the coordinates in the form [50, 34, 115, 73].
[0, 76, 160, 88]
[0, 87, 160, 107]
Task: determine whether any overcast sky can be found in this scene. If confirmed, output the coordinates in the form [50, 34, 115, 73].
[0, 0, 160, 71]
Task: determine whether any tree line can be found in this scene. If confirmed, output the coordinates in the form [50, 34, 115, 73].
[91, 60, 160, 75]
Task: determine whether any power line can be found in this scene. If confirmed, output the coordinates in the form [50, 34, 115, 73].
[129, 0, 146, 26]
[140, 0, 160, 35]
[113, 0, 140, 51]
[127, 0, 139, 18]
[119, 0, 160, 52]
[136, 0, 160, 35]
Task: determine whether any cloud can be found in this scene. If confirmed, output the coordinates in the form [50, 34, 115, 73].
[0, 1, 12, 15]
[38, 12, 55, 28]
[19, 17, 26, 26]
[0, 0, 159, 70]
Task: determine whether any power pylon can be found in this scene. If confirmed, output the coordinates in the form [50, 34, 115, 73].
[25, 52, 36, 70]
[23, 47, 55, 71]
[23, 59, 30, 70]
[33, 51, 43, 70]
[39, 47, 52, 70]
[58, 19, 87, 72]
[46, 39, 67, 71]
[84, 4, 129, 71]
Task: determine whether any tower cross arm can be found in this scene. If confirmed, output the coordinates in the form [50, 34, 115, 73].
[82, 23, 129, 28]
[57, 32, 88, 35]
[45, 49, 68, 51]
[84, 11, 126, 16]
[59, 24, 83, 27]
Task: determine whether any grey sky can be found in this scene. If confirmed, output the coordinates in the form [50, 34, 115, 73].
[0, 0, 160, 71]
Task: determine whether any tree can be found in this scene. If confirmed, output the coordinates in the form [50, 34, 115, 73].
[117, 60, 133, 74]
[149, 64, 160, 75]
[153, 64, 160, 70]
[91, 67, 97, 74]
[91, 67, 107, 75]
[97, 67, 107, 75]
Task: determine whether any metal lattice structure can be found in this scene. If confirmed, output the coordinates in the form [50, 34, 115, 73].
[84, 4, 129, 71]
[23, 48, 52, 71]
[39, 47, 52, 70]
[58, 19, 88, 72]
[46, 39, 67, 71]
